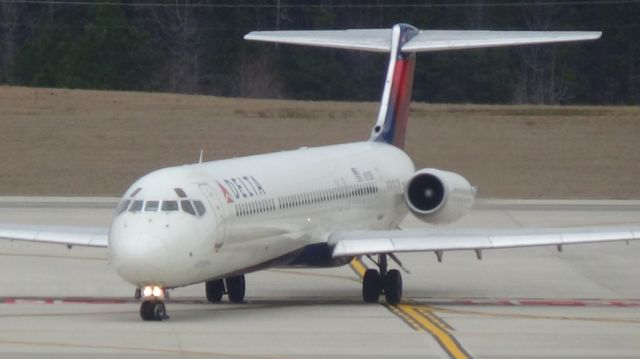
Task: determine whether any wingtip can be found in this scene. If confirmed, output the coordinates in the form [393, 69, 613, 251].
[244, 32, 260, 41]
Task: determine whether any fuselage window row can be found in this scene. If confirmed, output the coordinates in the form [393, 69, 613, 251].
[234, 182, 380, 217]
[235, 198, 276, 217]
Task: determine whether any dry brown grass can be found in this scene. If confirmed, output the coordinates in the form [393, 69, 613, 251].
[0, 85, 638, 198]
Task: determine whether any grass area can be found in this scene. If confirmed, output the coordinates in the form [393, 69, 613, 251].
[0, 86, 638, 199]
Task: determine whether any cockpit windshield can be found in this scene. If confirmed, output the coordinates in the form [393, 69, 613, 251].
[193, 201, 207, 216]
[180, 200, 196, 215]
[144, 201, 159, 212]
[161, 201, 179, 211]
[117, 188, 207, 217]
[129, 200, 143, 213]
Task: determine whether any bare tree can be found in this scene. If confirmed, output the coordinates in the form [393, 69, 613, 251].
[0, 4, 20, 82]
[630, 41, 640, 103]
[512, 3, 570, 104]
[233, 50, 283, 98]
[144, 1, 205, 93]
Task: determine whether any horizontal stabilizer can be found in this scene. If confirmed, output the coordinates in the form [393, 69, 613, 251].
[245, 29, 392, 52]
[403, 30, 602, 52]
[245, 29, 601, 53]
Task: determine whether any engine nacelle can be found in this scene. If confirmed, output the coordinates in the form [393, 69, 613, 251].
[404, 168, 476, 224]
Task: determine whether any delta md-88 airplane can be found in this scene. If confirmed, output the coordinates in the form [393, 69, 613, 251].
[1, 24, 639, 321]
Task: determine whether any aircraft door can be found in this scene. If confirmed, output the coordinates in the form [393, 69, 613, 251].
[198, 183, 226, 250]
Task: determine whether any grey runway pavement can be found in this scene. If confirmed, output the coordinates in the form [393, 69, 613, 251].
[0, 198, 639, 358]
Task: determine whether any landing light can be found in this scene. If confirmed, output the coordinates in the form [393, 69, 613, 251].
[143, 286, 153, 297]
[142, 285, 164, 298]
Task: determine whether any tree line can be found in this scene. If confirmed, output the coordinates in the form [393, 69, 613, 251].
[0, 1, 639, 105]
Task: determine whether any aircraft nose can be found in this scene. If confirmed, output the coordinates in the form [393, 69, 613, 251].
[109, 230, 169, 286]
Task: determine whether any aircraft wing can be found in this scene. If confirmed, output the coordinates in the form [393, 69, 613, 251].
[329, 226, 640, 258]
[245, 29, 601, 53]
[0, 224, 109, 248]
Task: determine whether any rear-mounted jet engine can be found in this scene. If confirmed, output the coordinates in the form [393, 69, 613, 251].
[404, 168, 476, 224]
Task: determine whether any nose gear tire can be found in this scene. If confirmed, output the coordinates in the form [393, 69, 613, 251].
[140, 300, 167, 321]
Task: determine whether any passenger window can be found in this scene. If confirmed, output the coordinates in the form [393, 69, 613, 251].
[194, 200, 206, 216]
[161, 201, 179, 211]
[180, 200, 196, 216]
[118, 200, 131, 214]
[129, 200, 143, 213]
[145, 201, 159, 212]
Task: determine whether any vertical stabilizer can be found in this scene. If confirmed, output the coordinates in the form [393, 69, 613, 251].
[369, 24, 419, 149]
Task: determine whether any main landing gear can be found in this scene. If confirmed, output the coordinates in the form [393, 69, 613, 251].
[205, 274, 246, 303]
[362, 254, 403, 305]
[138, 285, 169, 321]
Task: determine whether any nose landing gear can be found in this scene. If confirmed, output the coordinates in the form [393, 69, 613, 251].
[361, 254, 403, 305]
[139, 285, 169, 321]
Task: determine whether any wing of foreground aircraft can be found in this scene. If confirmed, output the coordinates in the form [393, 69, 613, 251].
[330, 226, 640, 258]
[0, 224, 108, 247]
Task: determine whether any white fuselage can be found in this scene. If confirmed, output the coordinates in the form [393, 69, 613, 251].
[108, 141, 415, 288]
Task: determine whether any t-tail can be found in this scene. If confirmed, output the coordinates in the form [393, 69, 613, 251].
[369, 24, 418, 148]
[245, 24, 601, 149]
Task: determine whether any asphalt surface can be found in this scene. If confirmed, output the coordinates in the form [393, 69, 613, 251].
[0, 198, 639, 358]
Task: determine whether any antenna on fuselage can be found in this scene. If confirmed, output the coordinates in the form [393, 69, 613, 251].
[198, 149, 204, 164]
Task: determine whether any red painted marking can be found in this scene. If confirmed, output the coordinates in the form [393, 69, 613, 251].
[0, 297, 209, 305]
[1, 297, 639, 307]
[458, 299, 475, 305]
[63, 298, 128, 304]
[519, 300, 586, 307]
[13, 299, 51, 304]
[216, 181, 234, 204]
[605, 300, 640, 307]
[608, 300, 627, 307]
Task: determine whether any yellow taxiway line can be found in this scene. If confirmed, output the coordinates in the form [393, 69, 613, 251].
[349, 258, 472, 359]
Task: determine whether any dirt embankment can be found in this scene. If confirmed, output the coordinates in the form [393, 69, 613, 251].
[0, 86, 638, 198]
